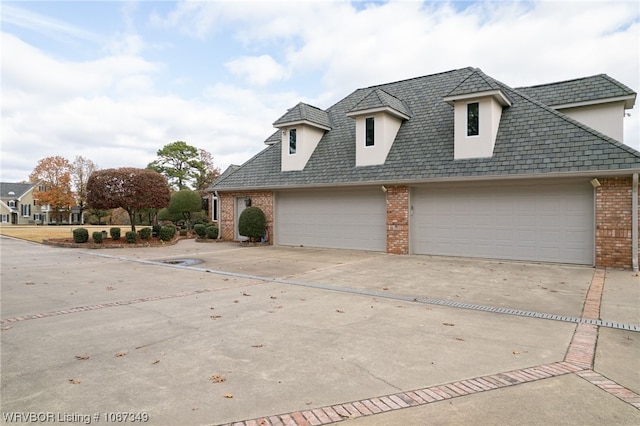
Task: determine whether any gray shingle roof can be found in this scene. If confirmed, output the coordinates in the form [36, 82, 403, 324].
[446, 68, 502, 97]
[517, 74, 636, 107]
[0, 182, 34, 199]
[273, 102, 331, 129]
[347, 89, 412, 118]
[211, 67, 640, 191]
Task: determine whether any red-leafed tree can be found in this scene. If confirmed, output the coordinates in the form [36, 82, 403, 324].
[86, 168, 171, 232]
[30, 156, 75, 223]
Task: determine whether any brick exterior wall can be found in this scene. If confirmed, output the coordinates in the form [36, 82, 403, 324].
[595, 177, 638, 268]
[217, 191, 274, 243]
[386, 186, 410, 255]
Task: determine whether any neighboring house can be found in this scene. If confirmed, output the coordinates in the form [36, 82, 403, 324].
[209, 67, 639, 269]
[0, 182, 46, 225]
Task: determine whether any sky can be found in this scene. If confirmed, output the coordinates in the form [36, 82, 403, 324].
[1, 0, 639, 183]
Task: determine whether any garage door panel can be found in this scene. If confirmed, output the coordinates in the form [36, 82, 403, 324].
[412, 182, 594, 264]
[276, 189, 386, 251]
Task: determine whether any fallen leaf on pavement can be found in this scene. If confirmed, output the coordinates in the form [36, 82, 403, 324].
[210, 315, 222, 319]
[442, 323, 455, 326]
[152, 360, 160, 365]
[115, 352, 127, 357]
[251, 344, 263, 348]
[223, 394, 233, 398]
[68, 378, 81, 384]
[242, 292, 251, 296]
[336, 309, 345, 313]
[75, 354, 90, 360]
[513, 351, 520, 355]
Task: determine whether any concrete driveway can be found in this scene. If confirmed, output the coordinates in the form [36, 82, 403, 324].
[1, 237, 638, 425]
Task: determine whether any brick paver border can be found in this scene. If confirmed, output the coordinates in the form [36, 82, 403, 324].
[218, 267, 639, 425]
[3, 256, 638, 424]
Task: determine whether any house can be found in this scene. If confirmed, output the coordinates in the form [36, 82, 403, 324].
[0, 182, 46, 225]
[208, 67, 639, 269]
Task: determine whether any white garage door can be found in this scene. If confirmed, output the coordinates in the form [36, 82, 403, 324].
[276, 188, 386, 251]
[412, 181, 594, 264]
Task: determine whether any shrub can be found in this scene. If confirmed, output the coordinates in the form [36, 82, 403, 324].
[92, 231, 103, 243]
[159, 225, 176, 241]
[139, 227, 151, 240]
[152, 224, 162, 237]
[125, 231, 137, 244]
[179, 229, 188, 237]
[110, 227, 121, 240]
[73, 228, 89, 243]
[238, 207, 266, 242]
[194, 223, 207, 238]
[206, 225, 218, 239]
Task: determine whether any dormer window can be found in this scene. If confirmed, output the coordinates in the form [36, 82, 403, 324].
[273, 102, 331, 171]
[365, 117, 375, 147]
[289, 129, 297, 154]
[467, 102, 479, 136]
[8, 200, 15, 208]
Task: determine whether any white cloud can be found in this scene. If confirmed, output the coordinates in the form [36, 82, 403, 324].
[225, 55, 289, 86]
[1, 0, 639, 183]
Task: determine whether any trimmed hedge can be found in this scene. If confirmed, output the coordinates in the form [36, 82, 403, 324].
[194, 223, 207, 238]
[159, 225, 176, 241]
[110, 227, 121, 240]
[205, 225, 218, 239]
[125, 231, 137, 244]
[238, 207, 266, 242]
[73, 228, 89, 243]
[139, 227, 151, 240]
[92, 231, 103, 243]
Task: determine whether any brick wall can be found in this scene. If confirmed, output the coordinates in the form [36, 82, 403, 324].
[386, 186, 409, 254]
[595, 177, 638, 268]
[217, 191, 274, 243]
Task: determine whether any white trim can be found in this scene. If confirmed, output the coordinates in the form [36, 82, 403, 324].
[346, 106, 410, 121]
[274, 119, 331, 132]
[552, 94, 636, 110]
[443, 89, 511, 107]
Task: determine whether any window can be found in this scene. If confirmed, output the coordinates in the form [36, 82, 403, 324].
[1, 214, 8, 223]
[8, 200, 15, 208]
[34, 213, 43, 222]
[21, 204, 31, 217]
[365, 117, 375, 146]
[211, 196, 218, 221]
[289, 128, 297, 154]
[467, 102, 479, 136]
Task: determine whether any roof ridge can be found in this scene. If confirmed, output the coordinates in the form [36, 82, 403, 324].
[358, 66, 474, 91]
[516, 73, 607, 90]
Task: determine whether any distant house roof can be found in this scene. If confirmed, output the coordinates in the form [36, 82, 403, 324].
[211, 67, 640, 191]
[0, 182, 35, 199]
[516, 74, 636, 109]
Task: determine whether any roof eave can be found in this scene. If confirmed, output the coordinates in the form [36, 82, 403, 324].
[443, 89, 512, 107]
[273, 119, 331, 131]
[551, 94, 637, 110]
[345, 106, 411, 120]
[212, 168, 640, 192]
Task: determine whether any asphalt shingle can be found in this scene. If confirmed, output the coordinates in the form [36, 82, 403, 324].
[211, 67, 639, 191]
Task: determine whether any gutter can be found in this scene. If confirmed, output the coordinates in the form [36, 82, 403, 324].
[212, 168, 640, 192]
[633, 174, 638, 272]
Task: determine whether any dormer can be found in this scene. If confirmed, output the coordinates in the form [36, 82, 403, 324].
[443, 69, 511, 160]
[346, 89, 411, 167]
[273, 102, 331, 171]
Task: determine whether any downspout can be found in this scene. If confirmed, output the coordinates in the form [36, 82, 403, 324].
[633, 174, 638, 272]
[214, 191, 222, 240]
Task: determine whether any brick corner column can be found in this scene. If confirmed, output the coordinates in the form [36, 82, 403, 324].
[386, 186, 409, 255]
